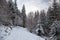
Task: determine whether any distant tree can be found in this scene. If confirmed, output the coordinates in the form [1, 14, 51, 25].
[34, 10, 40, 26]
[22, 5, 26, 28]
[39, 10, 49, 36]
[27, 12, 34, 32]
[8, 0, 14, 12]
[47, 7, 54, 27]
[14, 0, 18, 13]
[40, 10, 46, 28]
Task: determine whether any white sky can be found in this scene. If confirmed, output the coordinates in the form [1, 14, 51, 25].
[14, 0, 49, 14]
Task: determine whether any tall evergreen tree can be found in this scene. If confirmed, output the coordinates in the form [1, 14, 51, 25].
[14, 0, 18, 12]
[8, 0, 14, 25]
[40, 10, 48, 36]
[22, 5, 26, 28]
[40, 10, 46, 28]
[52, 0, 58, 19]
[46, 0, 60, 38]
[8, 0, 17, 25]
[47, 0, 59, 27]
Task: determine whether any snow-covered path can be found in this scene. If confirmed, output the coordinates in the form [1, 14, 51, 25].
[5, 26, 45, 40]
[0, 26, 45, 40]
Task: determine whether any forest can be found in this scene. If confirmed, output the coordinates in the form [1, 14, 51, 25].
[0, 0, 60, 40]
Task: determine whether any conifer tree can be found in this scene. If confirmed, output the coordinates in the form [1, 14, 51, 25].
[8, 0, 16, 25]
[40, 10, 46, 28]
[22, 5, 26, 28]
[47, 0, 59, 27]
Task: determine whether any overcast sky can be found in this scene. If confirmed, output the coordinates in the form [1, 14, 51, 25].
[16, 0, 49, 14]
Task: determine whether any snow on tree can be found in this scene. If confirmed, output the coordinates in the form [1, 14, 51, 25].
[36, 24, 44, 36]
[45, 0, 60, 40]
[45, 0, 59, 36]
[39, 10, 48, 36]
[8, 0, 22, 26]
[47, 0, 59, 27]
[8, 0, 16, 25]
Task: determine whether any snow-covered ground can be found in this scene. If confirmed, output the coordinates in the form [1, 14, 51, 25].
[0, 25, 45, 40]
[0, 25, 12, 40]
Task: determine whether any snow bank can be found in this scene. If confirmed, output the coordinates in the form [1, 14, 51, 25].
[0, 25, 11, 40]
[0, 26, 45, 40]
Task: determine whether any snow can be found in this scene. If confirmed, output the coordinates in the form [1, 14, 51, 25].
[0, 25, 45, 40]
[0, 25, 11, 40]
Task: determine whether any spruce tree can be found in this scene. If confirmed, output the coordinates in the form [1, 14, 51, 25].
[47, 0, 59, 27]
[22, 5, 26, 28]
[8, 0, 16, 25]
[46, 0, 60, 38]
[40, 10, 46, 28]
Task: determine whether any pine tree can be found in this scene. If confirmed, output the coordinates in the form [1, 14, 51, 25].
[22, 5, 26, 28]
[46, 0, 60, 38]
[8, 0, 18, 25]
[52, 0, 58, 19]
[14, 0, 18, 12]
[47, 0, 59, 27]
[40, 10, 46, 28]
[8, 0, 15, 25]
[47, 7, 54, 27]
[40, 10, 48, 36]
